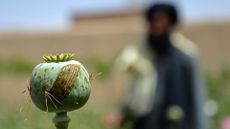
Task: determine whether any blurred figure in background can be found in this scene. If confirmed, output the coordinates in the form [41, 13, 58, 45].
[105, 2, 211, 129]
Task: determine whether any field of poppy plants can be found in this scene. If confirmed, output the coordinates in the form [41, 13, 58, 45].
[0, 55, 229, 129]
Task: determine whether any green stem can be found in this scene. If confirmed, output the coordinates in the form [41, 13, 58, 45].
[53, 112, 71, 129]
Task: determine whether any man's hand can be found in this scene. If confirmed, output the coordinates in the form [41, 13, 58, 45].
[104, 111, 124, 128]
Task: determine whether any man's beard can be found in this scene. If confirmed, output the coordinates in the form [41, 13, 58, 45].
[147, 33, 172, 54]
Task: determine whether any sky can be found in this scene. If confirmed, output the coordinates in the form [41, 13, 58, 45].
[0, 0, 230, 30]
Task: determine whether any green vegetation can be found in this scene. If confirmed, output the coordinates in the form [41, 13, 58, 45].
[1, 57, 230, 129]
[0, 56, 112, 77]
[84, 56, 113, 79]
[0, 57, 34, 75]
[0, 102, 108, 129]
[206, 67, 230, 129]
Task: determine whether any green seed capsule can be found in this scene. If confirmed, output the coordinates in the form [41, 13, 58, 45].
[29, 54, 91, 112]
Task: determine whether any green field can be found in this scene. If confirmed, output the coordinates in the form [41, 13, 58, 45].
[0, 57, 230, 129]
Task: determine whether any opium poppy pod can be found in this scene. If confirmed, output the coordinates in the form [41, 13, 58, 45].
[29, 54, 91, 112]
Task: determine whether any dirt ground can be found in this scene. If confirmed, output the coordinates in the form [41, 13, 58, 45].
[1, 21, 230, 69]
[0, 21, 230, 103]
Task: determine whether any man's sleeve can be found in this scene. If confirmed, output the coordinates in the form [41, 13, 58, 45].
[189, 57, 210, 129]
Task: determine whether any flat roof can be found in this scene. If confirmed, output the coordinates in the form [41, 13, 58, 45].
[71, 8, 143, 21]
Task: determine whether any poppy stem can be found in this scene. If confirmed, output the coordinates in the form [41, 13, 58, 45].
[53, 112, 71, 129]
